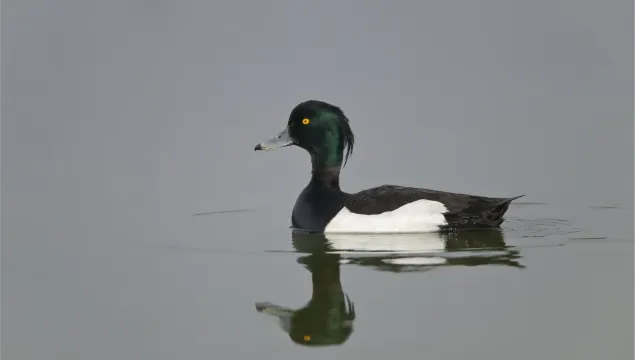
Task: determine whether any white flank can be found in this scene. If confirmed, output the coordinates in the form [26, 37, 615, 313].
[324, 199, 448, 234]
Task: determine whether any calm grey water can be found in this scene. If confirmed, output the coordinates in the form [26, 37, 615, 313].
[3, 0, 633, 359]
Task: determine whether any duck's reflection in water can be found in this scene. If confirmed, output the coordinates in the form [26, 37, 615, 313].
[256, 251, 355, 347]
[255, 229, 523, 346]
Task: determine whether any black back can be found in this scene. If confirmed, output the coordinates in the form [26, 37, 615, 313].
[344, 184, 523, 229]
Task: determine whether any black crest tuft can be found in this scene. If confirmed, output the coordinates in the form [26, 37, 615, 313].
[329, 104, 355, 167]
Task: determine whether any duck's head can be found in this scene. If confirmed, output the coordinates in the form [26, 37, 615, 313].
[254, 100, 355, 168]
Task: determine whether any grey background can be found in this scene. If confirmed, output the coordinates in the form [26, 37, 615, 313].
[3, 0, 633, 359]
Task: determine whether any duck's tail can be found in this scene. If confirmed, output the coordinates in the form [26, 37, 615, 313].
[486, 194, 525, 226]
[442, 194, 524, 230]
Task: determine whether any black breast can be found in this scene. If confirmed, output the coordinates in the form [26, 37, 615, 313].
[291, 185, 348, 232]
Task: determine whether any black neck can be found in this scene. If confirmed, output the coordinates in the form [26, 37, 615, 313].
[310, 166, 342, 190]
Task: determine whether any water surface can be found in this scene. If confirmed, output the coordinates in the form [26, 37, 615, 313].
[5, 200, 632, 359]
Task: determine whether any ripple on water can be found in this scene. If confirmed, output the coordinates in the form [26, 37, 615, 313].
[503, 217, 581, 239]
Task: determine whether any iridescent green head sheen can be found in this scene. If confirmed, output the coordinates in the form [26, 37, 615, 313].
[255, 100, 355, 170]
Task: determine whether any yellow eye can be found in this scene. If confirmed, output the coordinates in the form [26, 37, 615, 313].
[302, 118, 310, 125]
